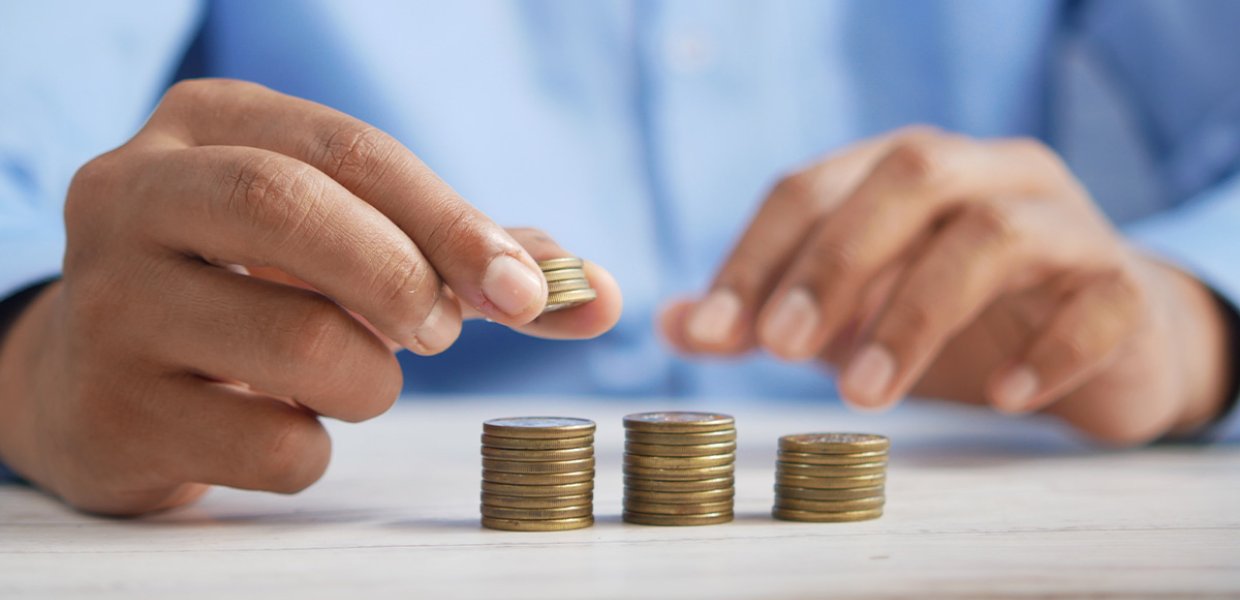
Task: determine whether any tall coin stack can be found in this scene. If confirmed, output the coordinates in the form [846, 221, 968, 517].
[538, 257, 597, 313]
[480, 417, 596, 532]
[622, 412, 737, 526]
[773, 433, 889, 522]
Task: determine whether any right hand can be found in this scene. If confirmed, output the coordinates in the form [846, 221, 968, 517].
[0, 79, 622, 515]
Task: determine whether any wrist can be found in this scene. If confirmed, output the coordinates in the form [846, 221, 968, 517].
[0, 281, 63, 484]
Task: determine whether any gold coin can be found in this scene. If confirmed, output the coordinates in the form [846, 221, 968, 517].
[546, 278, 592, 294]
[623, 412, 735, 433]
[481, 434, 593, 450]
[772, 507, 883, 523]
[542, 267, 587, 282]
[482, 493, 593, 509]
[623, 476, 735, 492]
[778, 450, 887, 465]
[776, 461, 887, 477]
[623, 463, 735, 480]
[625, 429, 737, 446]
[482, 480, 594, 497]
[774, 496, 885, 512]
[624, 452, 734, 469]
[481, 504, 593, 520]
[622, 511, 733, 526]
[481, 446, 594, 461]
[482, 457, 596, 474]
[625, 441, 737, 457]
[482, 515, 594, 532]
[776, 473, 885, 489]
[624, 499, 733, 515]
[544, 288, 598, 312]
[624, 487, 734, 504]
[483, 469, 594, 486]
[778, 433, 890, 454]
[773, 484, 885, 501]
[537, 257, 584, 271]
[483, 417, 596, 439]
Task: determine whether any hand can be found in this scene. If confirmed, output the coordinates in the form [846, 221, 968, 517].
[661, 127, 1231, 445]
[0, 80, 621, 515]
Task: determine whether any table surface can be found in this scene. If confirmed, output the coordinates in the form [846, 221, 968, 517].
[2, 396, 1238, 599]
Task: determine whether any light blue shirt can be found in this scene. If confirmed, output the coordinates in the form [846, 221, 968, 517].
[1, 1, 1238, 444]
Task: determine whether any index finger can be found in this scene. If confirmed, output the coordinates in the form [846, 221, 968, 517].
[144, 79, 547, 326]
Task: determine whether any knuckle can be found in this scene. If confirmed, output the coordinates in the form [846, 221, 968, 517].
[892, 124, 944, 143]
[420, 203, 480, 258]
[372, 248, 439, 323]
[318, 125, 397, 192]
[1041, 332, 1092, 369]
[223, 156, 325, 240]
[261, 416, 330, 494]
[811, 238, 861, 279]
[282, 298, 352, 367]
[879, 139, 944, 187]
[336, 356, 404, 423]
[65, 152, 123, 233]
[886, 298, 939, 334]
[958, 203, 1019, 249]
[769, 172, 821, 212]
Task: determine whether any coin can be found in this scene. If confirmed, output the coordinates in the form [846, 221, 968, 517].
[482, 480, 594, 497]
[775, 461, 887, 477]
[481, 493, 594, 509]
[482, 469, 594, 486]
[546, 278, 592, 294]
[482, 457, 595, 474]
[622, 511, 733, 526]
[773, 484, 885, 501]
[481, 434, 594, 450]
[625, 441, 737, 457]
[623, 499, 733, 515]
[779, 433, 890, 454]
[773, 496, 885, 512]
[624, 453, 735, 469]
[482, 515, 594, 532]
[542, 267, 588, 282]
[623, 476, 735, 492]
[537, 257, 584, 271]
[623, 412, 735, 433]
[775, 473, 885, 489]
[625, 429, 738, 446]
[624, 488, 735, 504]
[778, 450, 887, 465]
[483, 417, 596, 439]
[623, 463, 735, 480]
[481, 504, 593, 520]
[772, 507, 883, 523]
[545, 288, 597, 311]
[481, 446, 594, 461]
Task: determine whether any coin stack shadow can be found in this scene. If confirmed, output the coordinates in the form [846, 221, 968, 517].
[622, 411, 737, 526]
[772, 433, 889, 523]
[480, 417, 596, 532]
[538, 257, 597, 313]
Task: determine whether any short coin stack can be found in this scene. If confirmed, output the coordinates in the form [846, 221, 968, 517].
[622, 412, 737, 526]
[480, 417, 596, 531]
[773, 433, 889, 522]
[538, 257, 597, 313]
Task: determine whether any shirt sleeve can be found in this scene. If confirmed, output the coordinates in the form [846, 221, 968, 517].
[1076, 0, 1240, 440]
[0, 1, 202, 482]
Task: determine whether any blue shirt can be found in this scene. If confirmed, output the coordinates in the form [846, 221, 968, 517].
[1, 1, 1238, 435]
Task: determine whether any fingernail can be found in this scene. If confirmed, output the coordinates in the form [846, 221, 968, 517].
[687, 289, 742, 345]
[408, 295, 459, 355]
[761, 287, 819, 358]
[993, 366, 1039, 414]
[482, 255, 544, 317]
[841, 344, 895, 406]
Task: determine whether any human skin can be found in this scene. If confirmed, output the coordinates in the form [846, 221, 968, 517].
[0, 80, 622, 516]
[662, 127, 1233, 445]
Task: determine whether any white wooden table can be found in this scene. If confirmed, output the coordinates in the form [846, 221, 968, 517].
[2, 396, 1238, 598]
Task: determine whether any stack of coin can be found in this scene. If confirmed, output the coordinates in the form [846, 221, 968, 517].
[480, 417, 596, 532]
[622, 412, 737, 526]
[773, 433, 889, 522]
[538, 257, 597, 313]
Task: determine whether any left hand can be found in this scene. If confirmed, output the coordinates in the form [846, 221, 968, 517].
[660, 127, 1232, 445]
